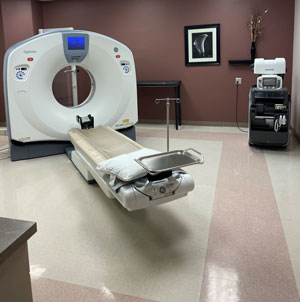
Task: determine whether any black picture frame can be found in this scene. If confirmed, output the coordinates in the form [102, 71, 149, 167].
[184, 24, 220, 66]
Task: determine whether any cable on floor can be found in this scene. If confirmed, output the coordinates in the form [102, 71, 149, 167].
[235, 83, 248, 133]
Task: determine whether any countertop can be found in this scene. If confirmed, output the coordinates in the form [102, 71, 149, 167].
[0, 217, 37, 265]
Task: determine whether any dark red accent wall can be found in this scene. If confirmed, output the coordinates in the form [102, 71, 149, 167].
[0, 0, 295, 124]
[0, 0, 5, 124]
[1, 0, 35, 49]
[0, 0, 43, 124]
[31, 0, 44, 35]
[40, 0, 295, 124]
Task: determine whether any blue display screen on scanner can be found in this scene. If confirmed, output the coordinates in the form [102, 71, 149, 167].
[68, 37, 85, 50]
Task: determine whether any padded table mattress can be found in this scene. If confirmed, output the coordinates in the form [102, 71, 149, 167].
[68, 126, 143, 166]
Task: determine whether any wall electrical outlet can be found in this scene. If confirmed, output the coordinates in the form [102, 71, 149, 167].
[235, 77, 242, 85]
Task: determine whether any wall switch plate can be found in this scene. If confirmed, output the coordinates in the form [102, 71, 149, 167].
[235, 77, 242, 85]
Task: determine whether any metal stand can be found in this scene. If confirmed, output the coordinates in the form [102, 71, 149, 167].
[155, 97, 181, 151]
[64, 65, 79, 106]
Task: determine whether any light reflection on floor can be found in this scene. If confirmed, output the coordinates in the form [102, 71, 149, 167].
[0, 125, 300, 302]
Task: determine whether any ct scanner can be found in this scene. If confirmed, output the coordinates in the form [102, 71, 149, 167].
[4, 29, 138, 161]
[4, 29, 204, 211]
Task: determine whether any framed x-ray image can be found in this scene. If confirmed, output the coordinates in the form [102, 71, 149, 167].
[184, 24, 220, 66]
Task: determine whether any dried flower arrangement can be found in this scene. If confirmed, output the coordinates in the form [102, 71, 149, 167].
[248, 11, 262, 43]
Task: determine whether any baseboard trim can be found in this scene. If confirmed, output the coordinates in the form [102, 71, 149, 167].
[0, 127, 7, 136]
[1, 119, 251, 137]
[138, 119, 248, 128]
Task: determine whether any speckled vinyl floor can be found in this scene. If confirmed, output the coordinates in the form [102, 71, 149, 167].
[0, 124, 300, 302]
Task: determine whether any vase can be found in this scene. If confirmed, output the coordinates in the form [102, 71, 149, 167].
[251, 42, 256, 60]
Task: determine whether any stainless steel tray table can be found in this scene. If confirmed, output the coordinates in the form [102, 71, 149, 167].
[135, 148, 204, 175]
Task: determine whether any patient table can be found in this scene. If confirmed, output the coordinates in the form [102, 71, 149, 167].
[69, 126, 203, 211]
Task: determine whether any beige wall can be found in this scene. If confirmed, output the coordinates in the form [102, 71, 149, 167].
[292, 0, 300, 137]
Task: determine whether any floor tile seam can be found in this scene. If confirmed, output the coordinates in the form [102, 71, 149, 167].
[29, 245, 110, 262]
[136, 125, 248, 133]
[280, 217, 300, 225]
[202, 275, 300, 295]
[205, 249, 299, 272]
[203, 262, 299, 284]
[199, 139, 300, 301]
[262, 153, 299, 235]
[253, 151, 300, 297]
[31, 276, 160, 302]
[136, 129, 229, 142]
[136, 127, 246, 135]
[270, 226, 300, 285]
[200, 273, 297, 286]
[30, 242, 210, 267]
[198, 137, 242, 250]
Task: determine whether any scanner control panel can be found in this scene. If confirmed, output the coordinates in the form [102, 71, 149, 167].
[121, 61, 131, 75]
[15, 65, 29, 81]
